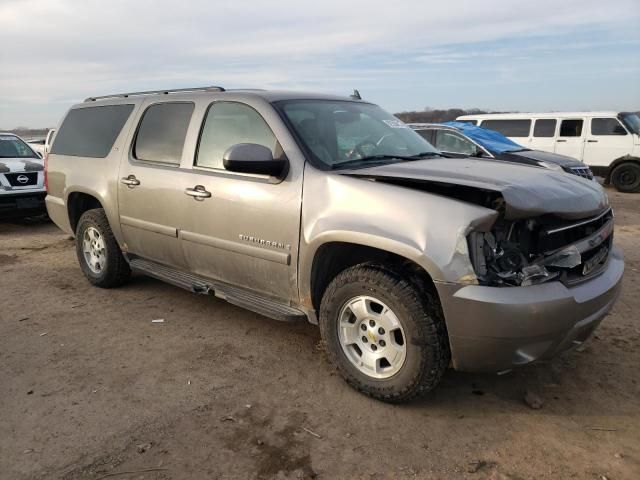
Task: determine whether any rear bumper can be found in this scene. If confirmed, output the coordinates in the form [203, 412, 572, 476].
[435, 246, 624, 372]
[0, 191, 47, 218]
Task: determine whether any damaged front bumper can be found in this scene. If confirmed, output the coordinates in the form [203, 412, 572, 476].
[435, 246, 624, 373]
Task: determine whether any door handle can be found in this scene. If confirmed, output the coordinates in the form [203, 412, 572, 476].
[184, 185, 211, 200]
[556, 139, 567, 143]
[120, 175, 140, 187]
[587, 139, 598, 143]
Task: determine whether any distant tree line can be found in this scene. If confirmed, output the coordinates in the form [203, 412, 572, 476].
[2, 127, 50, 139]
[394, 108, 493, 123]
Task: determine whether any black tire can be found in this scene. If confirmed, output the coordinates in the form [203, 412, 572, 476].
[610, 162, 640, 193]
[319, 263, 450, 403]
[75, 208, 130, 288]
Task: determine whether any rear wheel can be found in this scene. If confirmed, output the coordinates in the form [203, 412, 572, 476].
[611, 162, 640, 193]
[319, 264, 450, 403]
[75, 208, 130, 288]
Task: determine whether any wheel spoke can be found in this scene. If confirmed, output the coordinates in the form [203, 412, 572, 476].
[359, 349, 382, 374]
[384, 341, 405, 367]
[347, 297, 370, 321]
[340, 321, 360, 345]
[378, 307, 402, 330]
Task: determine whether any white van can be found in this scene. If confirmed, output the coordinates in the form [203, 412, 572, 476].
[456, 112, 640, 192]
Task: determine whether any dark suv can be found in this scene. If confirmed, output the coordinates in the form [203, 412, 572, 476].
[411, 122, 594, 180]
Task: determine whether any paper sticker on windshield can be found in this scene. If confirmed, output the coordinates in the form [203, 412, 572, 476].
[383, 119, 409, 129]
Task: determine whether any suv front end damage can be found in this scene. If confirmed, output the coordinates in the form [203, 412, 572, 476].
[341, 158, 623, 373]
[442, 205, 622, 372]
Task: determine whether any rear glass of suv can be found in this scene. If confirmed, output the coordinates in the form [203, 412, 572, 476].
[51, 104, 134, 158]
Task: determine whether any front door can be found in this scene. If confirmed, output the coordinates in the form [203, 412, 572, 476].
[179, 101, 303, 301]
[117, 101, 196, 268]
[582, 117, 634, 169]
[554, 118, 585, 161]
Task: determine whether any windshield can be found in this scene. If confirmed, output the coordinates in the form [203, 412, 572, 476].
[0, 135, 39, 158]
[620, 113, 640, 135]
[275, 100, 439, 168]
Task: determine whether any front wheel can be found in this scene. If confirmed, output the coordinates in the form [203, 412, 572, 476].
[610, 162, 640, 193]
[319, 264, 450, 403]
[75, 208, 131, 288]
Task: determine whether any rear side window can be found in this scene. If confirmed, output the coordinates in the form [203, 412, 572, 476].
[533, 119, 556, 137]
[134, 102, 194, 165]
[591, 118, 627, 136]
[481, 119, 531, 137]
[196, 102, 279, 170]
[51, 105, 134, 158]
[458, 120, 478, 125]
[435, 130, 476, 155]
[559, 119, 583, 137]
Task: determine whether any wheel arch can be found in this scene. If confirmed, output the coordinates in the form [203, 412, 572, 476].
[303, 238, 443, 319]
[66, 190, 105, 233]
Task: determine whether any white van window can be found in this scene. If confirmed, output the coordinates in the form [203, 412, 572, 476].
[592, 118, 627, 136]
[559, 119, 583, 137]
[533, 119, 556, 137]
[457, 120, 477, 126]
[481, 119, 531, 137]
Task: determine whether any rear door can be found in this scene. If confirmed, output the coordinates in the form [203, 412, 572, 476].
[582, 117, 634, 168]
[117, 101, 196, 269]
[179, 100, 303, 301]
[555, 118, 585, 160]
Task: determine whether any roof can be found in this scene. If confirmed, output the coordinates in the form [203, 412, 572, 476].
[457, 111, 620, 119]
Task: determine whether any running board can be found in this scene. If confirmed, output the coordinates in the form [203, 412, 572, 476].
[129, 258, 306, 322]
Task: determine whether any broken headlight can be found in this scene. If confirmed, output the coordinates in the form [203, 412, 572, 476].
[467, 220, 582, 287]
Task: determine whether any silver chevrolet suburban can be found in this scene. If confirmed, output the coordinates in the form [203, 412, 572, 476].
[45, 87, 624, 402]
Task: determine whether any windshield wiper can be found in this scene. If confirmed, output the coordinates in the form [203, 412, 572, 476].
[332, 152, 441, 169]
[407, 151, 441, 159]
[332, 155, 414, 169]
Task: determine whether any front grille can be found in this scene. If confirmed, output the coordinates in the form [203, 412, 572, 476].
[539, 209, 613, 283]
[4, 172, 38, 186]
[566, 166, 594, 180]
[539, 209, 612, 252]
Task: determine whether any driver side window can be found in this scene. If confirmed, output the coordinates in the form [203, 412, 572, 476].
[435, 130, 477, 155]
[196, 102, 280, 170]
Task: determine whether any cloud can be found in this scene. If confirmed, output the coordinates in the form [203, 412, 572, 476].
[1, 0, 639, 126]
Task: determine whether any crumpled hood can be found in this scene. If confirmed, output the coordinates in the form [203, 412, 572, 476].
[339, 157, 609, 220]
[0, 157, 44, 173]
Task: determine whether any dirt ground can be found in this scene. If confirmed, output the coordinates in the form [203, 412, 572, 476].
[1, 188, 638, 480]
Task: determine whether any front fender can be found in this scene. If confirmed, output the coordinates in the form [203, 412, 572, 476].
[298, 166, 498, 305]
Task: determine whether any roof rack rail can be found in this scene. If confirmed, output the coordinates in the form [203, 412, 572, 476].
[84, 86, 225, 102]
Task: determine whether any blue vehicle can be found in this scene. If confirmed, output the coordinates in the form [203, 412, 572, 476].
[411, 121, 594, 180]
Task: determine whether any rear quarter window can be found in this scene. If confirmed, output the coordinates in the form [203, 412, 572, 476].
[481, 119, 531, 137]
[50, 104, 134, 158]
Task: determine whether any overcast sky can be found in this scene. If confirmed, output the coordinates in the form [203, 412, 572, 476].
[1, 0, 639, 128]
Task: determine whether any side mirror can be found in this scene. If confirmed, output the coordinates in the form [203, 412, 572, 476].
[223, 143, 286, 176]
